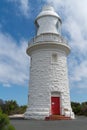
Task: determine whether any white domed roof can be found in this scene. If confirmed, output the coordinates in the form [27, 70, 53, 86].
[36, 5, 61, 22]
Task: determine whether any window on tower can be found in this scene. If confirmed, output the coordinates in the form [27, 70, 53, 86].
[52, 53, 58, 63]
[56, 20, 61, 34]
[30, 57, 32, 68]
[35, 20, 39, 35]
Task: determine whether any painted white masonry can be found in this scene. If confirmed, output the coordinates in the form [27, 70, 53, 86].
[24, 5, 74, 119]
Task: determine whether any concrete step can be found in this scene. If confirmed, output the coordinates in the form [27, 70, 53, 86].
[45, 115, 71, 120]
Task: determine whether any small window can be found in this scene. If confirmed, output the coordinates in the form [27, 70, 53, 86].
[30, 57, 32, 67]
[52, 53, 57, 62]
[56, 21, 59, 30]
[56, 20, 61, 34]
[35, 21, 39, 35]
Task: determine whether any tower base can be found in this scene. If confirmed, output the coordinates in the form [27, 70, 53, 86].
[24, 108, 75, 120]
[24, 108, 50, 120]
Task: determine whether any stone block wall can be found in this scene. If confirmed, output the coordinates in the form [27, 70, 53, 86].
[25, 48, 72, 119]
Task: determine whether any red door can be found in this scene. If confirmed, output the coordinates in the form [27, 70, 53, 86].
[51, 97, 60, 115]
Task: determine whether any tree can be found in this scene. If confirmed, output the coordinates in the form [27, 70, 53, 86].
[81, 102, 87, 116]
[71, 102, 81, 115]
[0, 100, 19, 115]
[0, 99, 4, 105]
[0, 99, 27, 115]
[15, 105, 27, 114]
[0, 108, 15, 130]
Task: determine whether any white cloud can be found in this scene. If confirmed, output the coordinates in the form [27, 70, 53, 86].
[19, 0, 29, 17]
[0, 32, 29, 86]
[7, 0, 29, 17]
[70, 60, 87, 82]
[3, 83, 11, 88]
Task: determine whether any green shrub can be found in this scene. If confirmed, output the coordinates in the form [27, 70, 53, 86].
[0, 108, 15, 130]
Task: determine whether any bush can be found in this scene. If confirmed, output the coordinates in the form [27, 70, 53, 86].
[71, 102, 81, 115]
[0, 99, 27, 115]
[0, 108, 15, 130]
[81, 102, 87, 116]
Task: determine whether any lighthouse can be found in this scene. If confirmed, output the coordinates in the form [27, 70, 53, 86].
[25, 5, 74, 119]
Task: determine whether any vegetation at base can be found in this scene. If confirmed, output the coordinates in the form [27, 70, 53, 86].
[0, 99, 27, 115]
[71, 101, 87, 116]
[0, 99, 87, 116]
[0, 108, 15, 130]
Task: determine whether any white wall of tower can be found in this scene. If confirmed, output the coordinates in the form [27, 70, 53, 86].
[25, 47, 72, 119]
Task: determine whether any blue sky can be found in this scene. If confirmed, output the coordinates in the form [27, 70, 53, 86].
[0, 0, 87, 105]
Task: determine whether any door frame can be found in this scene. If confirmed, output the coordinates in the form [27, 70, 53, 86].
[51, 91, 61, 115]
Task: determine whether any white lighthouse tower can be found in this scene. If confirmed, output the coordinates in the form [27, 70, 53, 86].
[25, 5, 74, 119]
